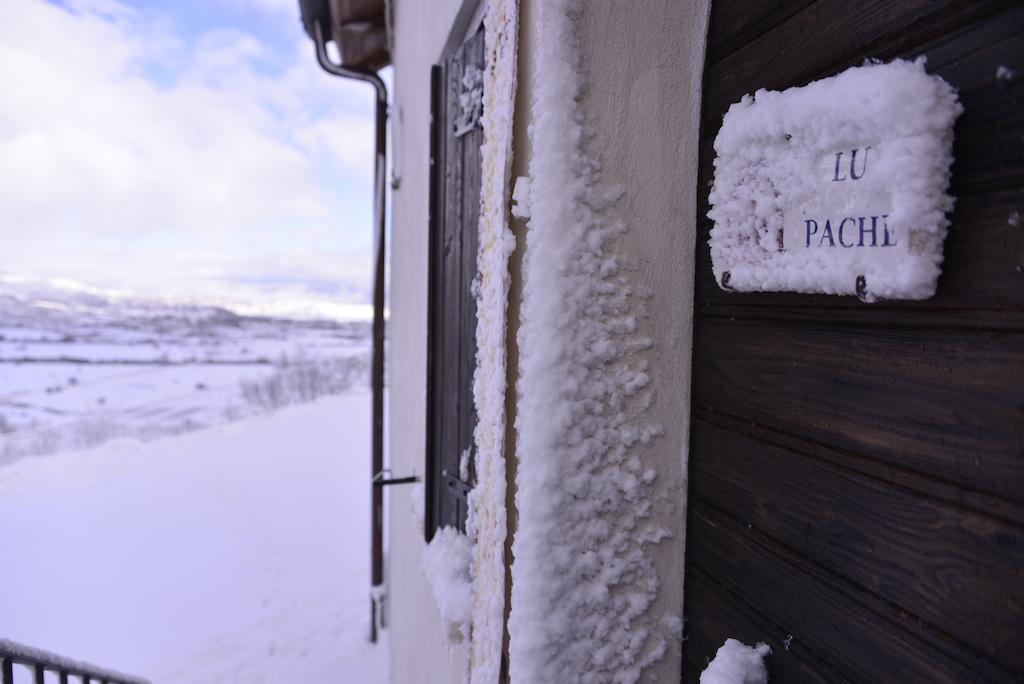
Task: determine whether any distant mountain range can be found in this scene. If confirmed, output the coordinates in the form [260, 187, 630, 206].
[0, 278, 370, 331]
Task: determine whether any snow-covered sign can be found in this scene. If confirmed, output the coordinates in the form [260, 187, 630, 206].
[708, 59, 962, 302]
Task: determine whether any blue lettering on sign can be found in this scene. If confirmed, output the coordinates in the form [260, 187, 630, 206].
[838, 217, 855, 247]
[802, 214, 894, 248]
[819, 219, 835, 247]
[833, 146, 871, 182]
[882, 215, 897, 247]
[859, 216, 876, 246]
[793, 147, 896, 249]
[805, 219, 818, 247]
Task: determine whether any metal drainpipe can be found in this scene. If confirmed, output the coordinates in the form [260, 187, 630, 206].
[311, 19, 388, 645]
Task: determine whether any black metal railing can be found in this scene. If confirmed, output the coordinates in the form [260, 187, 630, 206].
[0, 639, 150, 684]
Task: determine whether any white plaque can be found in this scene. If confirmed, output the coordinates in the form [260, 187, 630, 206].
[708, 59, 962, 301]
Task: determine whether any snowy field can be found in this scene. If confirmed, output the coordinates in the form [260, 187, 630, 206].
[0, 284, 386, 681]
[0, 393, 388, 683]
[0, 286, 369, 463]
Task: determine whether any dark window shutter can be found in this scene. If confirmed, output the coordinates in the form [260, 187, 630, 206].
[425, 25, 484, 541]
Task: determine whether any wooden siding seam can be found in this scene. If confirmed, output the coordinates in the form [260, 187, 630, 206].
[696, 307, 1024, 331]
[696, 309, 1024, 331]
[701, 0, 1015, 129]
[706, 0, 818, 68]
[692, 406, 1024, 527]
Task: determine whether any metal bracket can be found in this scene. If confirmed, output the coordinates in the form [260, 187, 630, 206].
[443, 470, 473, 503]
[855, 274, 868, 302]
[372, 469, 420, 487]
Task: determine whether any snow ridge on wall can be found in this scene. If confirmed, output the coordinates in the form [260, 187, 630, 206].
[508, 1, 669, 681]
[466, 0, 520, 682]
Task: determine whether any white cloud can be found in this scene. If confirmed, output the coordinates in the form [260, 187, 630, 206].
[231, 0, 299, 15]
[0, 1, 371, 236]
[0, 0, 379, 317]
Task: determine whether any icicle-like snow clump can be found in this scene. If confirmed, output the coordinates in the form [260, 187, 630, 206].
[509, 0, 669, 681]
[700, 639, 771, 684]
[422, 526, 473, 644]
[708, 58, 961, 301]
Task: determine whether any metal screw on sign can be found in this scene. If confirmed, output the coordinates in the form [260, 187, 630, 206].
[855, 275, 868, 302]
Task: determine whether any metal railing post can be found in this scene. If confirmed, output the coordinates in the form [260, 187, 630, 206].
[0, 640, 148, 684]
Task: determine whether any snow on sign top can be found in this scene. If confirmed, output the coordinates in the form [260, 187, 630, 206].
[708, 58, 962, 301]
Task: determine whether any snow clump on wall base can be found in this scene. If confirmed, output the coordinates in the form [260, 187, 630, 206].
[699, 639, 771, 684]
[708, 58, 962, 302]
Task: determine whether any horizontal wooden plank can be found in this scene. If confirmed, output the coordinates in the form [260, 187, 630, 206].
[921, 0, 1024, 75]
[682, 656, 703, 684]
[702, 0, 1006, 127]
[692, 318, 1024, 503]
[697, 3, 1024, 227]
[687, 505, 1017, 682]
[698, 305, 1024, 332]
[916, 3, 1024, 197]
[695, 407, 1024, 530]
[705, 0, 815, 66]
[690, 416, 1024, 669]
[683, 564, 844, 683]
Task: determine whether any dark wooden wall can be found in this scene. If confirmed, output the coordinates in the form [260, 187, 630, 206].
[683, 1, 1024, 681]
[425, 26, 484, 540]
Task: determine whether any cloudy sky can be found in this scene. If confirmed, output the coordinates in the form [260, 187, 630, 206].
[0, 0, 381, 319]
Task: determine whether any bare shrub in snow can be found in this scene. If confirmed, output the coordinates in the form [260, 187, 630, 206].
[0, 414, 118, 464]
[0, 354, 369, 466]
[239, 355, 368, 413]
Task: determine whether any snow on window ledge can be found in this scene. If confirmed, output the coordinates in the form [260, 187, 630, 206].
[422, 526, 473, 645]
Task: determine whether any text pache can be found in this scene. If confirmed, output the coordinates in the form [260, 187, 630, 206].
[802, 214, 896, 248]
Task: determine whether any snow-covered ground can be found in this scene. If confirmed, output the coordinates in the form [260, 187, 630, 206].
[0, 392, 388, 683]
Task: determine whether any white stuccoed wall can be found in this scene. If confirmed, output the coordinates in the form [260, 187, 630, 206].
[505, 1, 709, 680]
[386, 0, 710, 681]
[387, 1, 472, 682]
[571, 2, 710, 678]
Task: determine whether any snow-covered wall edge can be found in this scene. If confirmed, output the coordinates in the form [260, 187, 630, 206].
[507, 1, 687, 680]
[466, 0, 519, 681]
